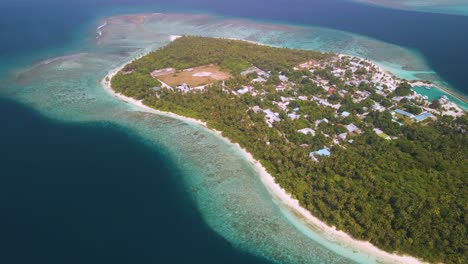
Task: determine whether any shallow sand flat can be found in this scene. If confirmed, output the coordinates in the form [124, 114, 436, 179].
[351, 0, 468, 16]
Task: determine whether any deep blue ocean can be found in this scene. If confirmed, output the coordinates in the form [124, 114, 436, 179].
[0, 97, 272, 263]
[0, 0, 467, 263]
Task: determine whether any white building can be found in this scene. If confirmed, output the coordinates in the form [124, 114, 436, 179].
[298, 128, 315, 136]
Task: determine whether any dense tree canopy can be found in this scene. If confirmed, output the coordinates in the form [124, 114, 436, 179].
[123, 36, 330, 75]
[112, 36, 467, 263]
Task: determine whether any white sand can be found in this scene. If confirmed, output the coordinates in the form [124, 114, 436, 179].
[101, 36, 428, 264]
[101, 35, 207, 127]
[249, 156, 427, 264]
[102, 66, 206, 128]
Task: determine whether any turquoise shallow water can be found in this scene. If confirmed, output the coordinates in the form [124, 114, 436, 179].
[412, 86, 446, 102]
[413, 86, 468, 109]
[349, 0, 468, 16]
[2, 12, 463, 263]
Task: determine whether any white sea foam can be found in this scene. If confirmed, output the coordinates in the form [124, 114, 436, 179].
[96, 20, 108, 39]
[35, 53, 87, 66]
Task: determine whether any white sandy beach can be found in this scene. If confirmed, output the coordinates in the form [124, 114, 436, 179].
[101, 46, 207, 128]
[101, 36, 428, 264]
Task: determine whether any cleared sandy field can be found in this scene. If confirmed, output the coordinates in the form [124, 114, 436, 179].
[157, 65, 231, 87]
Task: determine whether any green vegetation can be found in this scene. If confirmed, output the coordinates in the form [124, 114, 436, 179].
[122, 36, 329, 75]
[395, 82, 413, 96]
[111, 36, 467, 263]
[112, 72, 161, 100]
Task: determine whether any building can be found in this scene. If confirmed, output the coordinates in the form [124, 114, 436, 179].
[338, 133, 347, 140]
[346, 123, 361, 134]
[263, 109, 281, 127]
[237, 87, 249, 95]
[298, 128, 315, 136]
[394, 109, 415, 119]
[279, 75, 289, 83]
[341, 111, 351, 117]
[276, 85, 286, 92]
[252, 77, 267, 83]
[413, 112, 432, 122]
[310, 148, 331, 157]
[288, 113, 301, 120]
[241, 66, 266, 77]
[315, 118, 329, 127]
[251, 105, 262, 114]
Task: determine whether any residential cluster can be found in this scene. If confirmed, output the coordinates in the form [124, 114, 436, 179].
[158, 55, 464, 160]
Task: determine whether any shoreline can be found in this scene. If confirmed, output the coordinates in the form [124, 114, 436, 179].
[101, 39, 427, 264]
[101, 45, 208, 128]
[410, 80, 468, 106]
[343, 56, 468, 110]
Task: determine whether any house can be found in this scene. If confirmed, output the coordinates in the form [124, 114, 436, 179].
[374, 128, 391, 140]
[298, 96, 308, 101]
[288, 113, 301, 120]
[276, 85, 286, 92]
[346, 123, 361, 134]
[413, 112, 432, 122]
[275, 102, 288, 111]
[241, 66, 266, 77]
[394, 109, 415, 119]
[297, 128, 315, 136]
[252, 77, 267, 83]
[373, 128, 384, 135]
[372, 103, 385, 112]
[251, 106, 262, 114]
[315, 118, 329, 127]
[338, 133, 347, 140]
[341, 111, 351, 117]
[279, 75, 289, 83]
[310, 148, 331, 157]
[327, 87, 336, 96]
[263, 109, 281, 127]
[237, 87, 249, 95]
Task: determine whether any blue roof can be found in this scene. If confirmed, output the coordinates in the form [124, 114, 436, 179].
[315, 149, 331, 157]
[413, 112, 432, 122]
[394, 109, 414, 118]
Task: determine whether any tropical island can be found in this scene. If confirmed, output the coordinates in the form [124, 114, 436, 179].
[108, 36, 467, 263]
